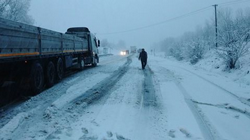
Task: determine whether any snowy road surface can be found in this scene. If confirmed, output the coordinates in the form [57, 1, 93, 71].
[0, 54, 250, 140]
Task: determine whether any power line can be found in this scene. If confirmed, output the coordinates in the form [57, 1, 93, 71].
[99, 6, 212, 35]
[218, 0, 250, 6]
[98, 0, 250, 35]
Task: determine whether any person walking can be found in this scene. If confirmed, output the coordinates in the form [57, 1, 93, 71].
[139, 48, 147, 69]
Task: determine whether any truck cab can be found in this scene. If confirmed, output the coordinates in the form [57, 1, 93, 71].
[66, 27, 100, 65]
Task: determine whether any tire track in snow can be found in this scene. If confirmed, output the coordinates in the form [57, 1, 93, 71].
[191, 100, 250, 119]
[176, 66, 250, 107]
[41, 56, 133, 140]
[43, 56, 132, 120]
[141, 66, 157, 107]
[159, 67, 220, 140]
[0, 56, 129, 139]
[67, 56, 132, 108]
[43, 56, 137, 140]
[2, 68, 113, 139]
[135, 66, 167, 140]
[42, 56, 133, 131]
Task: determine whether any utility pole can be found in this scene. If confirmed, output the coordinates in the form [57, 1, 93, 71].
[213, 4, 218, 48]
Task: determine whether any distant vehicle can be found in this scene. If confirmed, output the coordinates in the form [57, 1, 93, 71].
[0, 18, 100, 96]
[130, 46, 136, 53]
[120, 50, 128, 55]
[103, 47, 110, 55]
[126, 50, 129, 54]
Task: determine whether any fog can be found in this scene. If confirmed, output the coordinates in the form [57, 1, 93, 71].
[29, 0, 250, 49]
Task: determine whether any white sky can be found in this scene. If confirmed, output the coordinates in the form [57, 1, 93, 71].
[29, 0, 250, 49]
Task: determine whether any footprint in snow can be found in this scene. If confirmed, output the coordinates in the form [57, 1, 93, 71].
[168, 129, 176, 138]
[234, 115, 240, 119]
[82, 127, 89, 134]
[79, 135, 98, 140]
[180, 128, 192, 138]
[45, 134, 60, 140]
[65, 127, 73, 137]
[54, 129, 63, 135]
[107, 131, 113, 137]
[116, 133, 130, 140]
[91, 119, 99, 126]
[45, 128, 63, 140]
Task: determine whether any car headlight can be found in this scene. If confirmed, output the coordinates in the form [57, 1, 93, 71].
[120, 51, 127, 55]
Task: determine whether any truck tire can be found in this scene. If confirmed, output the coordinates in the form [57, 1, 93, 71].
[46, 61, 55, 87]
[79, 57, 85, 70]
[56, 58, 64, 80]
[30, 62, 44, 94]
[92, 57, 97, 67]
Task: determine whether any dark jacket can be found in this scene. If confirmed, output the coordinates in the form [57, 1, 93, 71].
[139, 50, 147, 62]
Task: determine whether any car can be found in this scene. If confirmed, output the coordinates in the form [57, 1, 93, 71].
[120, 50, 129, 55]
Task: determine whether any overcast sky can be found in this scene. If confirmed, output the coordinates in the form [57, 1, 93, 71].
[29, 0, 250, 49]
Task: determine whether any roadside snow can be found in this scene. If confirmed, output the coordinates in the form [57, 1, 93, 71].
[51, 73, 110, 109]
[194, 50, 250, 94]
[150, 54, 250, 140]
[0, 112, 29, 137]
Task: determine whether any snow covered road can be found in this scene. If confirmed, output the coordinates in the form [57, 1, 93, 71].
[0, 54, 250, 140]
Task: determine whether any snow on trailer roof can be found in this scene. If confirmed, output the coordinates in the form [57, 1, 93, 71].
[66, 27, 90, 33]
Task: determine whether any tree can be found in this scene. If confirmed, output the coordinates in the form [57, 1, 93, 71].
[186, 26, 213, 64]
[0, 0, 34, 24]
[217, 9, 250, 69]
[101, 39, 109, 48]
[159, 24, 214, 64]
[117, 40, 126, 49]
[155, 8, 250, 69]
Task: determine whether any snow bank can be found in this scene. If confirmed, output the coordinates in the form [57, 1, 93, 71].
[0, 112, 29, 138]
[194, 50, 250, 87]
[50, 73, 110, 109]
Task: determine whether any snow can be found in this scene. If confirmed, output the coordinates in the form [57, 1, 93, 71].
[0, 53, 250, 140]
[51, 73, 110, 109]
[149, 54, 250, 140]
[0, 112, 29, 137]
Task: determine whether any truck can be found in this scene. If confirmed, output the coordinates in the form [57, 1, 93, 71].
[0, 18, 100, 96]
[130, 46, 136, 53]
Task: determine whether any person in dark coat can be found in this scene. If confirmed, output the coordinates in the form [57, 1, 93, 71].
[139, 48, 147, 69]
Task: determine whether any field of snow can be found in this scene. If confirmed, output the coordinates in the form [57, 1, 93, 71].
[0, 53, 250, 140]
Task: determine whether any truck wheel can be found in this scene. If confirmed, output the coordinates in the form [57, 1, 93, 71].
[92, 58, 97, 67]
[30, 62, 44, 94]
[79, 57, 85, 70]
[56, 58, 64, 80]
[46, 61, 55, 87]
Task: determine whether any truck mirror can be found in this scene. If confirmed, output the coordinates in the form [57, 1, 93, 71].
[98, 40, 100, 47]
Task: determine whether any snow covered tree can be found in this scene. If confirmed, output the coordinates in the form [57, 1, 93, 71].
[117, 40, 126, 49]
[169, 39, 185, 61]
[157, 37, 183, 60]
[186, 25, 214, 64]
[101, 39, 109, 48]
[0, 0, 10, 16]
[156, 8, 250, 68]
[159, 23, 214, 64]
[0, 0, 34, 24]
[159, 37, 175, 55]
[217, 9, 250, 69]
[202, 22, 216, 50]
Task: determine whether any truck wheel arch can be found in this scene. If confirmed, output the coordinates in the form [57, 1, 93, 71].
[46, 61, 56, 87]
[92, 55, 98, 67]
[79, 57, 85, 70]
[56, 57, 64, 80]
[30, 61, 44, 94]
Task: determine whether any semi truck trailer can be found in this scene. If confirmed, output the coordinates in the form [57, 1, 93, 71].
[0, 18, 100, 96]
